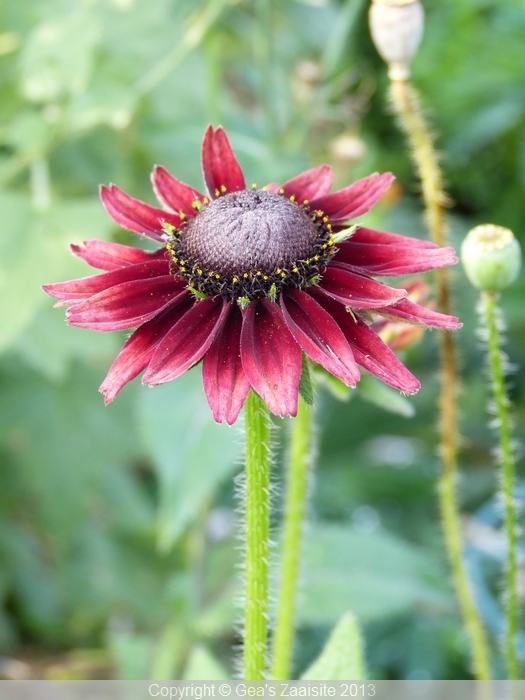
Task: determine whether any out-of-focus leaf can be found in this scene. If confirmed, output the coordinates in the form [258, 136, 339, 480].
[183, 645, 229, 680]
[20, 13, 100, 103]
[150, 623, 187, 680]
[299, 525, 452, 625]
[0, 193, 114, 353]
[302, 612, 365, 680]
[138, 369, 241, 550]
[357, 373, 415, 418]
[108, 629, 153, 680]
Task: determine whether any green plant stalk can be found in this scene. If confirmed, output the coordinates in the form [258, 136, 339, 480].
[271, 395, 314, 679]
[480, 291, 519, 679]
[389, 78, 491, 681]
[243, 390, 272, 680]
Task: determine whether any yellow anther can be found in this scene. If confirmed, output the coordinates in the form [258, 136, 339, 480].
[197, 269, 203, 275]
[263, 275, 268, 281]
[243, 272, 249, 278]
[314, 255, 320, 261]
[252, 182, 257, 189]
[221, 184, 226, 193]
[279, 188, 284, 194]
[304, 199, 309, 204]
[233, 276, 239, 283]
[262, 185, 267, 191]
[209, 271, 215, 277]
[290, 194, 296, 202]
[215, 273, 220, 279]
[215, 189, 220, 197]
[323, 216, 328, 223]
[322, 243, 327, 249]
[203, 197, 209, 204]
[293, 266, 299, 273]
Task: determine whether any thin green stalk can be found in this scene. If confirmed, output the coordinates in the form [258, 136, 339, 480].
[389, 78, 491, 681]
[135, 0, 234, 96]
[480, 291, 519, 680]
[271, 395, 314, 679]
[243, 390, 272, 680]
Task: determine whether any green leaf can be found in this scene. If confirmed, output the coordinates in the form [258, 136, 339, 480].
[299, 354, 314, 406]
[0, 193, 114, 354]
[357, 373, 415, 418]
[299, 525, 452, 625]
[302, 613, 365, 681]
[183, 645, 230, 680]
[137, 368, 241, 550]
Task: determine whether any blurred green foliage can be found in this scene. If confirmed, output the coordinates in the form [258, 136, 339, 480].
[0, 0, 524, 681]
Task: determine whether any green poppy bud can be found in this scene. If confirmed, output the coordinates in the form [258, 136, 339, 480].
[461, 224, 521, 293]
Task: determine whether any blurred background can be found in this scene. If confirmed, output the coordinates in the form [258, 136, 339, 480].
[0, 0, 524, 681]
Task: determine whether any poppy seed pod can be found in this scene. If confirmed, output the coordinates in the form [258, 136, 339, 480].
[369, 0, 424, 81]
[461, 224, 522, 293]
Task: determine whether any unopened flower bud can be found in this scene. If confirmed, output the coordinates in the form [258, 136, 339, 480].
[461, 224, 522, 293]
[369, 0, 424, 81]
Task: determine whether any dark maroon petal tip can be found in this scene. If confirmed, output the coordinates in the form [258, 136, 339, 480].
[203, 304, 251, 425]
[308, 290, 421, 394]
[143, 297, 230, 385]
[100, 184, 182, 242]
[281, 289, 359, 387]
[311, 172, 394, 221]
[70, 239, 166, 271]
[281, 165, 333, 203]
[375, 298, 463, 330]
[43, 258, 171, 306]
[99, 295, 194, 403]
[318, 265, 407, 308]
[151, 166, 205, 218]
[240, 299, 301, 417]
[335, 237, 459, 276]
[66, 278, 187, 332]
[201, 125, 246, 198]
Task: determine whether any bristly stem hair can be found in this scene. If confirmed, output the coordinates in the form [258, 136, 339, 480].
[243, 390, 272, 680]
[479, 291, 519, 679]
[389, 78, 491, 681]
[271, 394, 314, 679]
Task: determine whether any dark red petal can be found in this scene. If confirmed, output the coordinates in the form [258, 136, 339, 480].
[280, 290, 359, 386]
[71, 239, 166, 271]
[349, 227, 438, 250]
[334, 240, 458, 276]
[43, 258, 171, 305]
[100, 184, 182, 241]
[203, 304, 251, 425]
[66, 277, 187, 331]
[99, 293, 194, 403]
[151, 165, 205, 217]
[310, 290, 420, 393]
[281, 165, 333, 203]
[201, 125, 246, 197]
[143, 297, 230, 385]
[240, 299, 301, 417]
[375, 298, 462, 329]
[318, 265, 407, 308]
[310, 172, 394, 221]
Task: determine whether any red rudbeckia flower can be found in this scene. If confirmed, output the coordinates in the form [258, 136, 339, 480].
[44, 126, 460, 424]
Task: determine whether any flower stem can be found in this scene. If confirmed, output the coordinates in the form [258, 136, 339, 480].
[389, 78, 491, 681]
[271, 395, 314, 679]
[243, 390, 272, 680]
[480, 291, 519, 680]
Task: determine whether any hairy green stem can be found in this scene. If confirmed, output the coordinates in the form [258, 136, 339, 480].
[389, 78, 491, 681]
[243, 390, 272, 680]
[271, 395, 314, 679]
[480, 291, 519, 679]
